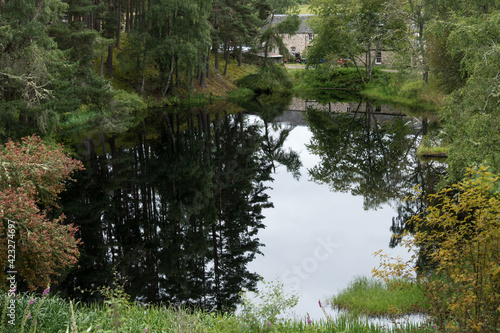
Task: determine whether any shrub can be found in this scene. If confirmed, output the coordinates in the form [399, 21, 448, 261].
[374, 166, 500, 332]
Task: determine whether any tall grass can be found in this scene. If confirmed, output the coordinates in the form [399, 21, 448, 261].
[0, 290, 434, 332]
[329, 277, 429, 318]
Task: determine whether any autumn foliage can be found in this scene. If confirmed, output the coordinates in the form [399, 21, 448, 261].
[374, 166, 500, 332]
[0, 135, 84, 290]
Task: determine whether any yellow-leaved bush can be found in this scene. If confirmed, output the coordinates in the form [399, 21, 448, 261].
[373, 166, 500, 332]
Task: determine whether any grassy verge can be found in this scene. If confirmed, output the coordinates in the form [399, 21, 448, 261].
[1, 281, 434, 333]
[328, 277, 429, 318]
[362, 71, 444, 117]
[416, 132, 447, 159]
[291, 65, 368, 91]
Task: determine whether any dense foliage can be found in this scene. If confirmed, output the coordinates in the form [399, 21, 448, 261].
[0, 0, 305, 140]
[374, 167, 500, 332]
[0, 135, 83, 290]
[414, 167, 500, 332]
[306, 0, 500, 183]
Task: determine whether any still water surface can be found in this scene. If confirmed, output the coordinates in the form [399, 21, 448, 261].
[247, 113, 419, 320]
[58, 96, 445, 321]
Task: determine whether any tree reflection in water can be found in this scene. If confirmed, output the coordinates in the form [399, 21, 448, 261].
[305, 100, 446, 246]
[56, 99, 301, 312]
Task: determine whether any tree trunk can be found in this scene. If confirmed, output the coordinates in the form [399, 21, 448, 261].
[33, 0, 43, 21]
[212, 8, 219, 75]
[89, 12, 94, 29]
[94, 13, 101, 31]
[238, 43, 243, 67]
[175, 55, 179, 89]
[349, 52, 365, 83]
[125, 0, 131, 32]
[161, 56, 175, 97]
[199, 51, 207, 87]
[134, 0, 140, 28]
[205, 51, 210, 79]
[140, 45, 147, 94]
[213, 43, 219, 75]
[106, 44, 114, 77]
[223, 39, 229, 75]
[147, 0, 152, 30]
[100, 52, 105, 77]
[99, 131, 107, 156]
[116, 5, 122, 49]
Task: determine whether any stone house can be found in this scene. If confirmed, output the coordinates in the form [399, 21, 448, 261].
[268, 14, 394, 66]
[270, 14, 315, 59]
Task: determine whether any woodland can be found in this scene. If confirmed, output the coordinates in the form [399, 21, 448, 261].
[1, 0, 500, 331]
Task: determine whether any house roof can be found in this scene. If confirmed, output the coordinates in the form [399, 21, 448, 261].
[267, 14, 314, 34]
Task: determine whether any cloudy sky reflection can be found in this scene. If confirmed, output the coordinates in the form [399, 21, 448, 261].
[247, 118, 412, 321]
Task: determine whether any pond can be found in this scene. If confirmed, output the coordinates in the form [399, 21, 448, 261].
[55, 93, 445, 320]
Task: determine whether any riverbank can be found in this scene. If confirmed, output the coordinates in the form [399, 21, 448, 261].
[0, 281, 432, 333]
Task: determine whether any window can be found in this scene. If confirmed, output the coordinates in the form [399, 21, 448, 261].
[375, 106, 382, 112]
[346, 106, 351, 113]
[375, 51, 382, 64]
[308, 33, 313, 41]
[291, 47, 296, 52]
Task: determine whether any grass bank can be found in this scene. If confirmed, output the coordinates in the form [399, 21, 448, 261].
[290, 63, 444, 115]
[1, 277, 435, 333]
[291, 65, 369, 91]
[328, 277, 429, 318]
[362, 71, 444, 116]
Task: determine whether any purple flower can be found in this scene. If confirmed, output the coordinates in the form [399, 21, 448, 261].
[43, 287, 50, 296]
[30, 298, 34, 305]
[144, 329, 148, 332]
[268, 322, 271, 327]
[307, 316, 311, 324]
[27, 313, 31, 320]
[34, 321, 37, 325]
[318, 300, 322, 308]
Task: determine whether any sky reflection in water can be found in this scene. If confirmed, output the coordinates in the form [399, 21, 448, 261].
[246, 117, 412, 320]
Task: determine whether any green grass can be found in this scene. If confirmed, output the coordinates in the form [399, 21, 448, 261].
[292, 65, 367, 91]
[416, 145, 447, 159]
[329, 277, 429, 318]
[362, 71, 444, 117]
[294, 5, 312, 14]
[0, 289, 434, 333]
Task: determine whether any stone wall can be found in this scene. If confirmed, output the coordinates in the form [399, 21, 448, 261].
[282, 33, 312, 58]
[288, 98, 404, 115]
